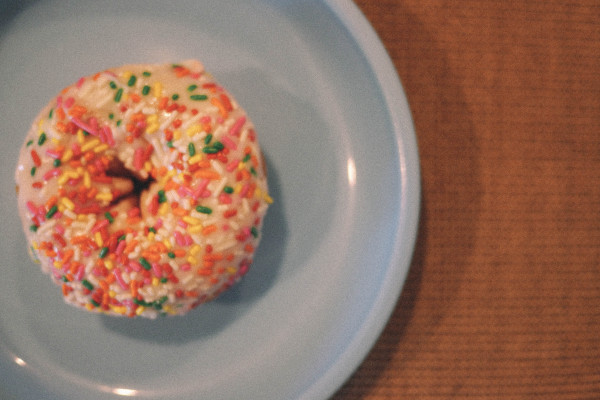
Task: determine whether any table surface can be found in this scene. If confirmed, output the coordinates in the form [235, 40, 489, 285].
[334, 1, 600, 399]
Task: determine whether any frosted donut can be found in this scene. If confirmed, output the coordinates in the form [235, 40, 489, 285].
[15, 60, 271, 318]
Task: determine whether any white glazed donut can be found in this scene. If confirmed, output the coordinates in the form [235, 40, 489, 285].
[15, 60, 271, 318]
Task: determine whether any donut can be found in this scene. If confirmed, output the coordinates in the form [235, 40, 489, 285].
[15, 60, 271, 318]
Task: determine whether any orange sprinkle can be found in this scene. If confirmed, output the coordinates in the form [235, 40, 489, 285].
[141, 252, 161, 262]
[173, 249, 186, 258]
[198, 268, 212, 276]
[68, 105, 88, 118]
[123, 239, 139, 254]
[184, 290, 198, 298]
[130, 93, 141, 103]
[210, 97, 228, 118]
[130, 280, 138, 297]
[158, 96, 169, 110]
[244, 244, 255, 253]
[45, 195, 58, 209]
[203, 252, 224, 261]
[56, 107, 66, 121]
[62, 283, 72, 296]
[201, 225, 217, 236]
[194, 169, 221, 180]
[99, 280, 109, 292]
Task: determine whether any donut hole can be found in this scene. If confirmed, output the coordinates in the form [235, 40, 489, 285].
[106, 158, 155, 210]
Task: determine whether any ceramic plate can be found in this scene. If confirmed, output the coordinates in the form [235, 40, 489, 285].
[0, 0, 420, 399]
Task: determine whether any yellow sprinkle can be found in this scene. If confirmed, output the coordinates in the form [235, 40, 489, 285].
[51, 138, 60, 145]
[95, 192, 113, 202]
[136, 306, 145, 316]
[111, 305, 126, 315]
[94, 232, 103, 247]
[85, 304, 95, 311]
[147, 232, 155, 242]
[190, 244, 202, 256]
[188, 154, 203, 164]
[173, 130, 181, 140]
[153, 82, 163, 98]
[81, 138, 100, 152]
[144, 161, 152, 172]
[163, 305, 176, 315]
[61, 149, 73, 163]
[57, 171, 79, 186]
[187, 256, 197, 265]
[147, 114, 158, 124]
[237, 162, 245, 170]
[61, 197, 75, 211]
[77, 129, 85, 144]
[226, 267, 237, 275]
[122, 71, 132, 80]
[109, 290, 116, 298]
[234, 183, 242, 193]
[152, 277, 159, 286]
[77, 214, 87, 221]
[158, 202, 169, 216]
[146, 123, 159, 135]
[186, 124, 203, 137]
[38, 119, 45, 130]
[264, 193, 274, 204]
[187, 225, 204, 234]
[58, 204, 66, 213]
[83, 171, 91, 188]
[163, 239, 172, 250]
[53, 261, 63, 269]
[32, 241, 39, 250]
[183, 216, 201, 225]
[94, 143, 109, 153]
[105, 260, 114, 271]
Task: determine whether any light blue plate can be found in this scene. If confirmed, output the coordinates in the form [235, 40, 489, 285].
[0, 0, 420, 399]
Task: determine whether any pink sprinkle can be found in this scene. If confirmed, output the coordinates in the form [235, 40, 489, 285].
[177, 185, 191, 197]
[115, 240, 126, 255]
[102, 126, 115, 146]
[76, 77, 85, 88]
[92, 267, 104, 277]
[174, 230, 185, 246]
[155, 219, 163, 229]
[91, 219, 109, 233]
[239, 183, 250, 198]
[184, 235, 193, 246]
[114, 269, 129, 290]
[56, 96, 63, 107]
[129, 260, 142, 272]
[64, 97, 75, 109]
[219, 194, 232, 204]
[45, 149, 62, 159]
[200, 115, 211, 124]
[152, 263, 162, 278]
[181, 263, 191, 271]
[70, 117, 98, 136]
[75, 264, 85, 281]
[71, 143, 82, 156]
[226, 159, 240, 172]
[228, 116, 246, 136]
[89, 117, 99, 133]
[128, 208, 140, 218]
[222, 224, 230, 231]
[26, 201, 38, 214]
[43, 168, 62, 181]
[143, 278, 152, 285]
[221, 136, 237, 150]
[133, 147, 144, 170]
[54, 224, 65, 235]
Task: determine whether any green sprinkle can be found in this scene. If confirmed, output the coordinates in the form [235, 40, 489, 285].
[190, 94, 208, 101]
[251, 227, 259, 238]
[172, 93, 179, 100]
[118, 234, 126, 241]
[114, 88, 123, 102]
[196, 205, 212, 214]
[160, 277, 168, 283]
[45, 205, 58, 219]
[250, 167, 257, 176]
[109, 81, 117, 89]
[104, 212, 114, 223]
[109, 113, 114, 120]
[188, 142, 196, 156]
[38, 132, 47, 146]
[142, 71, 151, 77]
[29, 225, 38, 232]
[242, 153, 251, 162]
[91, 299, 100, 307]
[53, 159, 61, 167]
[26, 140, 34, 147]
[187, 84, 197, 92]
[82, 279, 94, 291]
[30, 167, 36, 177]
[142, 85, 150, 95]
[62, 275, 69, 282]
[224, 186, 234, 194]
[99, 247, 109, 259]
[127, 75, 137, 87]
[167, 141, 174, 148]
[83, 130, 90, 136]
[139, 257, 152, 270]
[148, 227, 156, 233]
[202, 146, 219, 154]
[48, 109, 54, 119]
[167, 252, 176, 259]
[204, 134, 213, 144]
[158, 190, 167, 204]
[158, 296, 168, 304]
[116, 120, 122, 127]
[213, 141, 224, 151]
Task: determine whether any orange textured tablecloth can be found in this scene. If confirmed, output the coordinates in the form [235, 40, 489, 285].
[334, 1, 600, 399]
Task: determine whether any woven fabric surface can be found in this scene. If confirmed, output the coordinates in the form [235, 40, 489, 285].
[334, 1, 600, 398]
